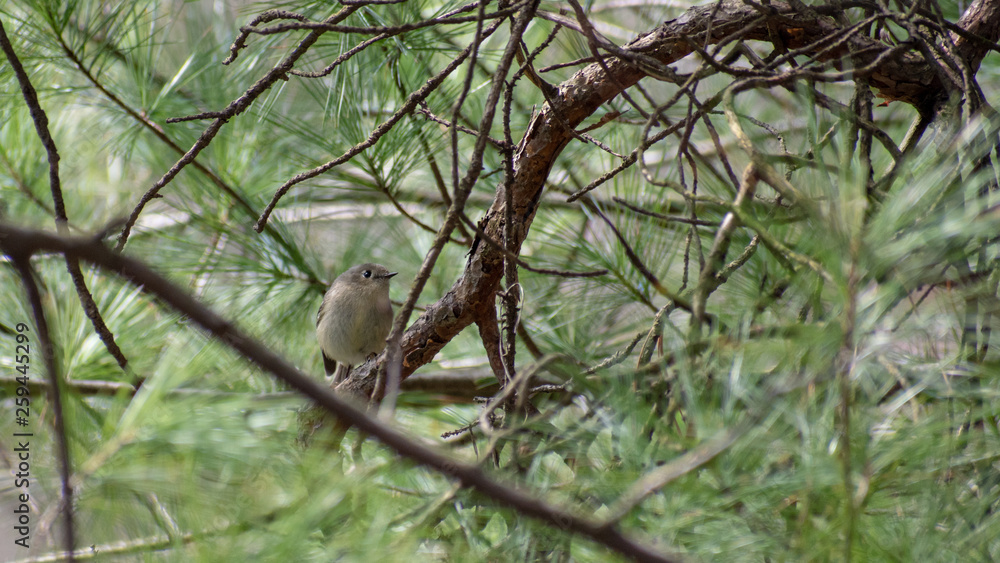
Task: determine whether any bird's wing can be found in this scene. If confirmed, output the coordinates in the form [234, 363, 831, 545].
[316, 297, 328, 327]
[322, 351, 338, 376]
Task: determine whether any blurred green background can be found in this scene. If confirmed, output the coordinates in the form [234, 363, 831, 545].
[1, 0, 999, 561]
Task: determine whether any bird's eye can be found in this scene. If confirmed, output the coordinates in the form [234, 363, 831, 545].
[363, 270, 372, 278]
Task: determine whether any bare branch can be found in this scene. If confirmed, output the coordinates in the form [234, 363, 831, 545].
[0, 19, 131, 375]
[8, 255, 76, 559]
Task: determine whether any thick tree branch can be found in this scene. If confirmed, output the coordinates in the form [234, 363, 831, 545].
[345, 0, 1000, 397]
[954, 0, 1000, 74]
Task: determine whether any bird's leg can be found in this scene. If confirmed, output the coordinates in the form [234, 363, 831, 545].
[332, 363, 351, 384]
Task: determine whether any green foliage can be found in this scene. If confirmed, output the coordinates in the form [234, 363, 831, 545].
[2, 0, 1000, 561]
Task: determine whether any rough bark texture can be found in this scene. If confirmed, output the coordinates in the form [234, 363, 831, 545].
[342, 0, 1000, 399]
[956, 0, 1000, 73]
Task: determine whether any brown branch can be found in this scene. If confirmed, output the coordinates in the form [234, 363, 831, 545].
[240, 4, 520, 38]
[949, 0, 1000, 72]
[458, 213, 608, 278]
[290, 33, 390, 78]
[0, 19, 131, 375]
[476, 305, 507, 388]
[8, 255, 76, 560]
[613, 197, 718, 227]
[416, 105, 507, 148]
[225, 9, 310, 64]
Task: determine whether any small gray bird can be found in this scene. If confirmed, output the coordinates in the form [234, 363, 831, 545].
[316, 263, 396, 384]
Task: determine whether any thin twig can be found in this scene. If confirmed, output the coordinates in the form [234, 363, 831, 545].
[637, 303, 674, 367]
[416, 105, 507, 148]
[459, 213, 608, 277]
[604, 426, 744, 523]
[242, 4, 521, 38]
[0, 19, 132, 373]
[10, 257, 76, 561]
[691, 163, 759, 332]
[613, 197, 718, 227]
[478, 355, 559, 435]
[502, 30, 523, 404]
[584, 198, 692, 311]
[584, 332, 645, 375]
[379, 0, 503, 415]
[715, 235, 760, 283]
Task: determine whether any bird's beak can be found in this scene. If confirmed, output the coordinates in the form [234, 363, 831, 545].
[385, 272, 398, 279]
